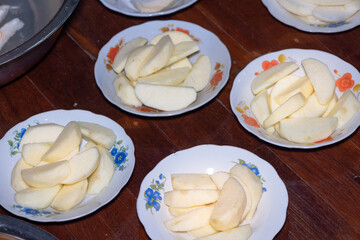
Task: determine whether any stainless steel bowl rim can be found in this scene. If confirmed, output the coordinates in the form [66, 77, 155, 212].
[0, 0, 79, 66]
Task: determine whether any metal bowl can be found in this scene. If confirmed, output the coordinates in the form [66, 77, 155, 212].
[0, 0, 79, 87]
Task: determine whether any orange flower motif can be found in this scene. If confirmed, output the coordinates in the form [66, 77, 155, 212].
[242, 114, 260, 128]
[314, 136, 333, 144]
[336, 73, 355, 92]
[107, 47, 119, 64]
[236, 106, 244, 113]
[176, 27, 190, 35]
[262, 60, 279, 71]
[210, 71, 223, 87]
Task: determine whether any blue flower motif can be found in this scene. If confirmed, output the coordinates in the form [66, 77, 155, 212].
[19, 128, 26, 138]
[152, 201, 160, 211]
[24, 208, 40, 215]
[114, 151, 128, 165]
[159, 173, 164, 180]
[145, 188, 162, 211]
[250, 167, 259, 175]
[110, 147, 118, 156]
[16, 142, 20, 150]
[156, 180, 160, 185]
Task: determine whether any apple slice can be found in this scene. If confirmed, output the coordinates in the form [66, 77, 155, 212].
[168, 205, 207, 217]
[251, 90, 275, 133]
[195, 224, 252, 240]
[112, 37, 148, 73]
[22, 142, 52, 166]
[18, 123, 64, 152]
[125, 44, 155, 81]
[137, 67, 190, 86]
[113, 72, 142, 107]
[138, 35, 174, 77]
[232, 176, 252, 221]
[62, 147, 100, 184]
[41, 122, 82, 162]
[302, 58, 335, 105]
[290, 92, 328, 118]
[167, 57, 192, 70]
[150, 30, 194, 45]
[251, 62, 299, 95]
[164, 189, 219, 208]
[263, 92, 306, 129]
[230, 164, 263, 221]
[312, 5, 359, 23]
[80, 140, 97, 152]
[188, 225, 218, 238]
[77, 121, 116, 149]
[328, 89, 360, 129]
[15, 185, 62, 209]
[279, 117, 338, 143]
[132, 0, 175, 13]
[167, 41, 200, 66]
[87, 146, 114, 194]
[51, 179, 88, 211]
[164, 204, 215, 232]
[181, 55, 211, 92]
[11, 158, 32, 192]
[322, 94, 338, 117]
[135, 83, 196, 111]
[277, 0, 316, 16]
[22, 160, 70, 188]
[171, 173, 217, 190]
[210, 177, 247, 231]
[210, 171, 230, 190]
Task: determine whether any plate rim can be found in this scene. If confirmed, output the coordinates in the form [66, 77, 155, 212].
[0, 109, 136, 222]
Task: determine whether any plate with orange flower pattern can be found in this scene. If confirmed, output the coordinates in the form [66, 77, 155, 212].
[230, 49, 360, 149]
[94, 20, 231, 117]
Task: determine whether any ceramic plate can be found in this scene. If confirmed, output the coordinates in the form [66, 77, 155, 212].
[94, 20, 231, 117]
[262, 0, 360, 33]
[0, 109, 135, 222]
[99, 0, 197, 17]
[230, 48, 360, 149]
[137, 145, 288, 240]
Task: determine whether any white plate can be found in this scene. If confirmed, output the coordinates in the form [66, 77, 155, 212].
[136, 145, 288, 240]
[0, 109, 135, 222]
[94, 20, 231, 117]
[230, 48, 360, 149]
[99, 0, 197, 17]
[262, 0, 360, 33]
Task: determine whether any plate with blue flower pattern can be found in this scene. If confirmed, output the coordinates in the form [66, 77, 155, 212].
[136, 145, 288, 240]
[0, 109, 135, 222]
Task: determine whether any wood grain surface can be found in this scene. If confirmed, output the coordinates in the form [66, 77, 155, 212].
[1, 0, 359, 239]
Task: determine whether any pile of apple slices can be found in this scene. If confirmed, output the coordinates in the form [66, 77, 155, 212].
[277, 0, 360, 25]
[11, 121, 116, 211]
[163, 164, 263, 240]
[110, 30, 212, 111]
[250, 58, 360, 144]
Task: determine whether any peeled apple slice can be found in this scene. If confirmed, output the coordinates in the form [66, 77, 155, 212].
[290, 93, 328, 118]
[210, 171, 230, 190]
[138, 35, 174, 77]
[210, 177, 247, 231]
[18, 123, 64, 152]
[15, 185, 62, 209]
[263, 92, 306, 129]
[276, 0, 316, 16]
[51, 179, 88, 211]
[312, 5, 359, 23]
[322, 94, 338, 117]
[168, 41, 200, 66]
[62, 147, 100, 184]
[135, 83, 197, 111]
[167, 57, 192, 70]
[251, 90, 275, 133]
[41, 122, 82, 162]
[168, 205, 207, 217]
[233, 176, 252, 221]
[302, 58, 335, 105]
[230, 164, 263, 221]
[132, 0, 175, 13]
[113, 72, 142, 107]
[164, 189, 219, 208]
[137, 67, 190, 86]
[181, 55, 211, 92]
[77, 121, 116, 149]
[112, 37, 148, 73]
[22, 160, 70, 188]
[251, 62, 299, 95]
[21, 142, 52, 166]
[125, 44, 155, 81]
[87, 146, 114, 194]
[171, 173, 217, 190]
[11, 158, 32, 192]
[164, 204, 215, 232]
[279, 117, 338, 143]
[328, 89, 360, 129]
[188, 225, 218, 238]
[150, 30, 194, 45]
[195, 224, 252, 240]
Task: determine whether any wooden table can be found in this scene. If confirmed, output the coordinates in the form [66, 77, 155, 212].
[1, 0, 359, 239]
